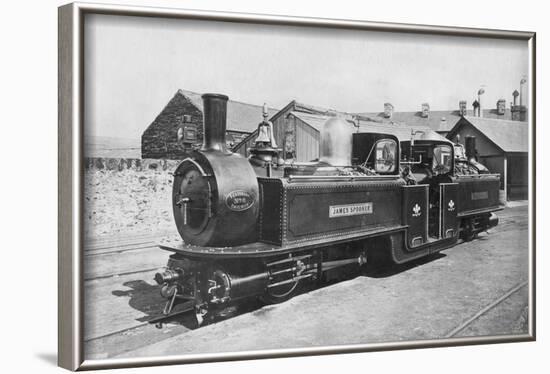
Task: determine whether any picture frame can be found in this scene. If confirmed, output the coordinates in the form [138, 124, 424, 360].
[58, 2, 536, 370]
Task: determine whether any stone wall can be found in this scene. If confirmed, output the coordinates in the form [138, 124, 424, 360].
[85, 157, 180, 172]
[141, 91, 203, 159]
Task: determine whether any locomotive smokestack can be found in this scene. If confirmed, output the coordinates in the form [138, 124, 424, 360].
[201, 93, 229, 152]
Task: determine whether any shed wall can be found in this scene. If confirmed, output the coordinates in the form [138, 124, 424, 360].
[295, 117, 321, 162]
[450, 121, 502, 157]
[452, 120, 528, 201]
[507, 154, 528, 200]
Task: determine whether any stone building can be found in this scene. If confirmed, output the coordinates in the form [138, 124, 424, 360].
[141, 89, 278, 159]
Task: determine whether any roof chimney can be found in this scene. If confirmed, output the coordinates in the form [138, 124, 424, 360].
[421, 103, 430, 118]
[440, 117, 447, 130]
[472, 100, 480, 117]
[383, 103, 394, 119]
[477, 88, 485, 118]
[496, 99, 506, 115]
[512, 89, 519, 106]
[511, 80, 527, 121]
[519, 78, 527, 107]
[459, 100, 467, 116]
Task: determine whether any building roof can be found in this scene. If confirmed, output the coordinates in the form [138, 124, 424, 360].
[177, 89, 279, 132]
[357, 121, 450, 143]
[273, 98, 519, 134]
[357, 108, 514, 133]
[288, 111, 356, 132]
[289, 111, 449, 143]
[447, 116, 528, 153]
[232, 98, 522, 152]
[357, 110, 460, 133]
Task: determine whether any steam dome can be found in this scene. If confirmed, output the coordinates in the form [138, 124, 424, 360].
[319, 117, 352, 166]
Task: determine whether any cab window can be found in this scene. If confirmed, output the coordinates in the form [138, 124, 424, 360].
[375, 139, 397, 173]
[432, 145, 452, 175]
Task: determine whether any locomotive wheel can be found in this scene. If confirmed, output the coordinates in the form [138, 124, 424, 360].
[463, 219, 477, 242]
[194, 305, 209, 327]
[464, 229, 476, 242]
[259, 280, 302, 304]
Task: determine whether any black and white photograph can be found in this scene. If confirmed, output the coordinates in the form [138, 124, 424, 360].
[56, 1, 536, 370]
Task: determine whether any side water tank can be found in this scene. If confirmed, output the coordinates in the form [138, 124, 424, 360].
[319, 117, 353, 166]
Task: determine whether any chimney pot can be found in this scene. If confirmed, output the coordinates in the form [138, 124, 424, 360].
[459, 100, 467, 116]
[472, 100, 480, 117]
[477, 88, 485, 118]
[421, 103, 430, 118]
[497, 99, 506, 115]
[519, 79, 527, 107]
[383, 103, 394, 119]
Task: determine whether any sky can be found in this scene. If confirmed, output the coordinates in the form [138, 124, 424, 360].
[84, 14, 529, 139]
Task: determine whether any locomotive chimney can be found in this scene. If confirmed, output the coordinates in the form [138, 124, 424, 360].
[465, 136, 477, 161]
[201, 93, 229, 152]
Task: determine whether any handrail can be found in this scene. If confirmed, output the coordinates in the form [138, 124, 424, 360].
[287, 174, 400, 183]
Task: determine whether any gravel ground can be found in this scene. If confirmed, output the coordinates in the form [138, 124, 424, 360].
[84, 169, 177, 239]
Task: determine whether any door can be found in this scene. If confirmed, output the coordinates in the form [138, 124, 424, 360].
[439, 183, 459, 239]
[402, 184, 429, 248]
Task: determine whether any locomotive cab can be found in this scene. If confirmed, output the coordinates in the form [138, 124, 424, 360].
[351, 132, 400, 175]
[401, 140, 454, 185]
[401, 139, 455, 238]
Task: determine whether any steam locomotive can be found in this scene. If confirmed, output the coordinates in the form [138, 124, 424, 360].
[153, 93, 502, 324]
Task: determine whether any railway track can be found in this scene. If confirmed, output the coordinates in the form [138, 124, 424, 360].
[444, 280, 529, 338]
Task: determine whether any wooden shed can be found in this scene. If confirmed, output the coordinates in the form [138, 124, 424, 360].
[446, 116, 529, 201]
[233, 101, 356, 162]
[233, 100, 449, 163]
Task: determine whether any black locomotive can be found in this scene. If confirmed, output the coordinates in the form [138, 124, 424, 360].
[153, 93, 502, 324]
